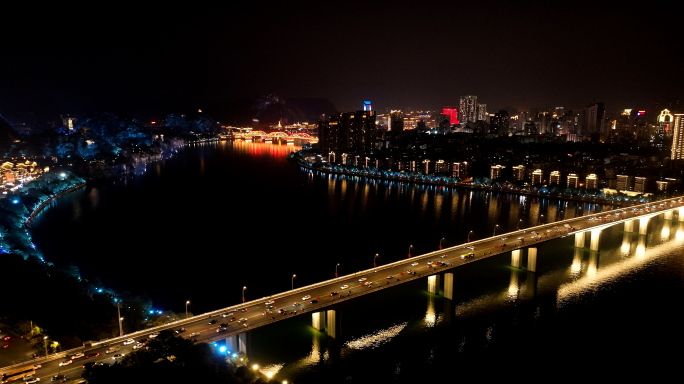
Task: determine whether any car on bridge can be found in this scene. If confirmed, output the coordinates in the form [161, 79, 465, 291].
[208, 319, 218, 325]
[71, 352, 85, 359]
[123, 339, 135, 345]
[330, 291, 338, 296]
[411, 262, 419, 266]
[221, 312, 235, 317]
[238, 318, 248, 323]
[358, 277, 367, 282]
[302, 295, 311, 301]
[340, 285, 349, 290]
[59, 359, 73, 367]
[265, 300, 275, 306]
[310, 299, 319, 304]
[84, 352, 99, 359]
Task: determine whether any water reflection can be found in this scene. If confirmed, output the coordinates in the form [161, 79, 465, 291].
[344, 322, 408, 350]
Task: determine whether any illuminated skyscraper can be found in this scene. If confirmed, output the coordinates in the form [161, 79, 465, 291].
[549, 171, 560, 185]
[671, 114, 684, 160]
[490, 165, 503, 180]
[319, 109, 376, 162]
[586, 174, 598, 189]
[512, 165, 525, 181]
[567, 174, 578, 188]
[459, 95, 477, 123]
[531, 169, 543, 185]
[442, 106, 459, 125]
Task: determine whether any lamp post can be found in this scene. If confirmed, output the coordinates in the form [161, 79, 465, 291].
[407, 245, 413, 258]
[373, 253, 379, 268]
[185, 300, 190, 319]
[467, 230, 473, 242]
[517, 219, 522, 230]
[539, 214, 544, 225]
[43, 336, 48, 358]
[117, 301, 123, 337]
[242, 286, 246, 303]
[439, 238, 445, 250]
[335, 263, 340, 278]
[291, 274, 296, 290]
[493, 224, 499, 237]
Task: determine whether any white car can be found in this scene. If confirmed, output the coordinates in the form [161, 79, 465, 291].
[59, 359, 73, 366]
[302, 295, 311, 301]
[189, 332, 200, 338]
[340, 285, 348, 290]
[411, 262, 419, 266]
[23, 377, 39, 383]
[149, 332, 159, 338]
[123, 339, 135, 345]
[358, 277, 367, 282]
[265, 300, 275, 305]
[133, 343, 145, 350]
[71, 352, 84, 359]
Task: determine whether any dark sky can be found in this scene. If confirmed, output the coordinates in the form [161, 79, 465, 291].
[2, 1, 682, 123]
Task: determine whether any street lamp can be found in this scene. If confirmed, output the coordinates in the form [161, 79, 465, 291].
[408, 245, 413, 258]
[291, 274, 296, 290]
[117, 301, 123, 337]
[373, 253, 379, 268]
[185, 300, 190, 319]
[242, 286, 247, 303]
[539, 214, 544, 225]
[517, 219, 522, 230]
[467, 230, 473, 242]
[43, 336, 48, 358]
[439, 238, 445, 250]
[335, 263, 340, 278]
[493, 224, 499, 237]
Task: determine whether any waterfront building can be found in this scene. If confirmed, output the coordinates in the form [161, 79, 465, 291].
[586, 173, 598, 189]
[616, 175, 633, 191]
[549, 170, 561, 185]
[318, 108, 376, 162]
[490, 165, 503, 180]
[567, 173, 578, 188]
[512, 165, 525, 181]
[531, 169, 543, 185]
[634, 176, 646, 193]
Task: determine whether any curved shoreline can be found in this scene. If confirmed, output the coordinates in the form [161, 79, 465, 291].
[23, 182, 87, 227]
[293, 155, 633, 208]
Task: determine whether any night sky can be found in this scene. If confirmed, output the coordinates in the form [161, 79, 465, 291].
[2, 1, 682, 122]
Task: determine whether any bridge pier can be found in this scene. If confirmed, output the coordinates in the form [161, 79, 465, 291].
[527, 248, 537, 272]
[443, 273, 454, 300]
[312, 312, 325, 331]
[427, 274, 440, 295]
[511, 249, 521, 268]
[664, 210, 673, 221]
[679, 207, 684, 222]
[225, 333, 249, 355]
[574, 232, 586, 248]
[639, 217, 650, 235]
[624, 219, 634, 233]
[589, 229, 601, 251]
[326, 310, 337, 339]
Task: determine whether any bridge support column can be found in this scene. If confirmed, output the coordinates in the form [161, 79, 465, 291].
[427, 274, 440, 295]
[679, 207, 684, 222]
[326, 310, 337, 339]
[511, 249, 521, 268]
[443, 273, 454, 300]
[312, 312, 325, 331]
[664, 210, 673, 220]
[574, 232, 586, 248]
[225, 333, 249, 355]
[639, 217, 650, 235]
[527, 248, 537, 272]
[624, 219, 634, 233]
[589, 229, 601, 252]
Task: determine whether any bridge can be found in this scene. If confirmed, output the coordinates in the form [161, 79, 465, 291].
[3, 197, 682, 379]
[222, 130, 318, 144]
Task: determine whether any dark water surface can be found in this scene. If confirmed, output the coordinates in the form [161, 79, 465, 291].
[30, 141, 684, 382]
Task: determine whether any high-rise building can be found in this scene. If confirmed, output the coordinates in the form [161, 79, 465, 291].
[318, 108, 376, 162]
[459, 95, 477, 123]
[586, 174, 598, 189]
[567, 173, 578, 188]
[490, 165, 503, 180]
[490, 110, 510, 136]
[549, 171, 560, 185]
[581, 101, 605, 137]
[634, 177, 647, 193]
[512, 165, 525, 181]
[671, 114, 684, 160]
[531, 169, 543, 185]
[616, 175, 633, 191]
[442, 107, 459, 125]
[476, 103, 487, 121]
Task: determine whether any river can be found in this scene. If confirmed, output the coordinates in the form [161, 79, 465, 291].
[29, 140, 684, 382]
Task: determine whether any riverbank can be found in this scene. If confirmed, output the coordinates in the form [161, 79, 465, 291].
[291, 151, 643, 208]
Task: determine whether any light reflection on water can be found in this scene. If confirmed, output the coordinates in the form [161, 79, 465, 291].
[344, 322, 408, 350]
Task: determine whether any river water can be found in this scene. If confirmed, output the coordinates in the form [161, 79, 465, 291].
[29, 141, 684, 382]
